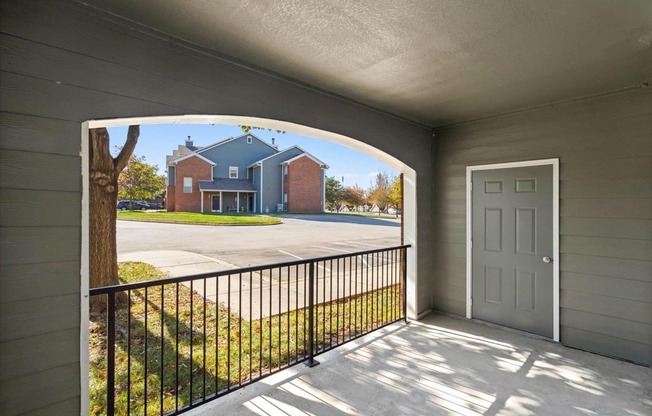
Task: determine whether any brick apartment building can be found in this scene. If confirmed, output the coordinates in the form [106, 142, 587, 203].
[166, 133, 328, 213]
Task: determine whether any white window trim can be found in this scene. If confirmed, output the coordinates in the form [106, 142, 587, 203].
[229, 166, 238, 179]
[247, 135, 253, 144]
[465, 158, 559, 342]
[183, 177, 192, 193]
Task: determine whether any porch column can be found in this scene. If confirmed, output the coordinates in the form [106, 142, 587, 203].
[200, 190, 204, 213]
[254, 193, 257, 213]
[219, 192, 223, 213]
[236, 191, 240, 212]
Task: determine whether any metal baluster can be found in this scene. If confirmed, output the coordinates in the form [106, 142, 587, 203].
[306, 262, 319, 367]
[175, 283, 179, 412]
[107, 292, 116, 416]
[238, 273, 242, 386]
[227, 274, 231, 391]
[144, 286, 148, 415]
[127, 290, 131, 416]
[161, 285, 165, 414]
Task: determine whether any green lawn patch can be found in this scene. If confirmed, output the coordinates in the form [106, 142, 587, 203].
[89, 262, 402, 415]
[117, 211, 281, 225]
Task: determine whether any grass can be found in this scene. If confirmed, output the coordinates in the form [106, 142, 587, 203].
[89, 262, 403, 415]
[117, 211, 282, 226]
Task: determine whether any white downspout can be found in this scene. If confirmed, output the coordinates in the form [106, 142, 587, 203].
[200, 190, 204, 213]
[260, 163, 264, 213]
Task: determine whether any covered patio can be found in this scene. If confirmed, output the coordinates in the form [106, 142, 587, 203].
[204, 313, 651, 416]
[199, 178, 257, 213]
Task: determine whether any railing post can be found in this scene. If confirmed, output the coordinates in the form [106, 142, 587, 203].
[306, 262, 319, 367]
[402, 247, 408, 324]
[106, 292, 116, 415]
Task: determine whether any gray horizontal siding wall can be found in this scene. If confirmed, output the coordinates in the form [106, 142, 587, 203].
[432, 89, 652, 365]
[0, 1, 433, 414]
[261, 148, 304, 211]
[199, 136, 277, 179]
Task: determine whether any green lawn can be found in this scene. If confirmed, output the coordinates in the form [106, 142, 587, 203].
[117, 211, 282, 225]
[89, 262, 402, 415]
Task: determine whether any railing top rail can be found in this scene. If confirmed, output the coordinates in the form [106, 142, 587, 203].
[90, 244, 411, 295]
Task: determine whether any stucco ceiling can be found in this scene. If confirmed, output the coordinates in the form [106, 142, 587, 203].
[84, 0, 652, 127]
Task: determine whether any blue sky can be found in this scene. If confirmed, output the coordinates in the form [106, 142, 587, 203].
[108, 124, 395, 188]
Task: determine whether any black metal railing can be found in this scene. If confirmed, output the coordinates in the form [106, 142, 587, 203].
[89, 245, 409, 415]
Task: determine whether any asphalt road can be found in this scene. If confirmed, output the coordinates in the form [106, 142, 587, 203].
[118, 214, 401, 268]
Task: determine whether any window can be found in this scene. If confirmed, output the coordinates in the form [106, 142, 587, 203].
[246, 135, 253, 144]
[229, 166, 238, 179]
[183, 177, 192, 193]
[283, 192, 288, 211]
[283, 165, 288, 180]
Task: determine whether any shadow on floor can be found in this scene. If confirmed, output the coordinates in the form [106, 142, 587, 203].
[200, 313, 652, 416]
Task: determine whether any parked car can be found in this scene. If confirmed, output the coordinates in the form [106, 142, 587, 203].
[117, 200, 148, 210]
[146, 202, 161, 209]
[388, 207, 402, 215]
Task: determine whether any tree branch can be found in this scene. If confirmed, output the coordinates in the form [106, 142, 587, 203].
[114, 125, 140, 172]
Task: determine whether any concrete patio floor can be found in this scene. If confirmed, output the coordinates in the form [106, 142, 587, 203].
[190, 313, 651, 416]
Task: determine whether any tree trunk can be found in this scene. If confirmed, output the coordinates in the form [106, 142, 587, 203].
[89, 126, 139, 312]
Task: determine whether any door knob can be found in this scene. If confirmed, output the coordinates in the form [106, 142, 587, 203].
[542, 256, 552, 263]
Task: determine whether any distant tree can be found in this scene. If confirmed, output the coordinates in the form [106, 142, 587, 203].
[389, 175, 402, 209]
[117, 155, 166, 202]
[89, 126, 139, 311]
[341, 185, 365, 209]
[325, 176, 344, 211]
[367, 172, 393, 213]
[239, 125, 285, 134]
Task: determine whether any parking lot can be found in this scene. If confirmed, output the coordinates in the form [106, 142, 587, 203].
[117, 214, 402, 319]
[118, 213, 401, 270]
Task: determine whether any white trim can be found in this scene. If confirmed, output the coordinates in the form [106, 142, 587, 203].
[466, 158, 559, 342]
[196, 133, 278, 154]
[200, 190, 204, 212]
[247, 145, 303, 167]
[172, 151, 216, 166]
[80, 122, 90, 416]
[183, 177, 192, 193]
[260, 163, 264, 213]
[229, 166, 238, 179]
[279, 152, 329, 168]
[200, 189, 257, 193]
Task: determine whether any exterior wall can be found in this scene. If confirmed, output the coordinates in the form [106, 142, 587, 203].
[432, 89, 652, 365]
[202, 192, 214, 212]
[168, 165, 176, 186]
[252, 166, 261, 213]
[199, 136, 277, 179]
[166, 185, 176, 211]
[0, 2, 432, 414]
[261, 148, 304, 212]
[286, 157, 323, 212]
[172, 156, 212, 212]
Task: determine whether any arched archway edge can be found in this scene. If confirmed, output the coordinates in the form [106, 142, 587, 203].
[84, 114, 419, 321]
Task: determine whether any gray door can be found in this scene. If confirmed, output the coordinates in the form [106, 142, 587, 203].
[472, 165, 553, 338]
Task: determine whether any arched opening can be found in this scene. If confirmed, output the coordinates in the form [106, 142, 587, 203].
[80, 115, 418, 413]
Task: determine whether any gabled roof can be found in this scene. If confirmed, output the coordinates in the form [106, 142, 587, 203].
[170, 151, 216, 166]
[280, 152, 329, 169]
[247, 145, 326, 168]
[198, 178, 256, 192]
[196, 133, 278, 155]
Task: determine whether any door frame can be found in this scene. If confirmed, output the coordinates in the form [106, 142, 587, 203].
[466, 158, 560, 341]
